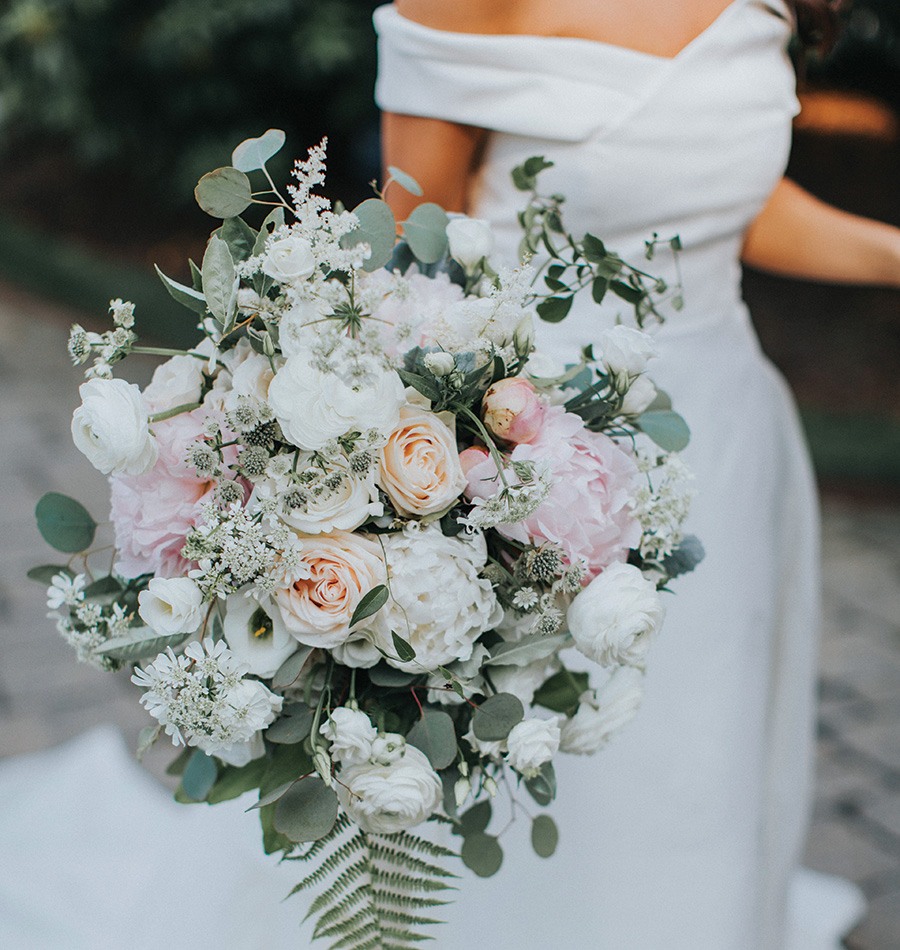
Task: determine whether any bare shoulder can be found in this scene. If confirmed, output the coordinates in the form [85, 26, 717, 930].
[393, 0, 519, 33]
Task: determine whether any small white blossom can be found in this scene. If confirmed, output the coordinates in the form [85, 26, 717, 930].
[46, 573, 86, 610]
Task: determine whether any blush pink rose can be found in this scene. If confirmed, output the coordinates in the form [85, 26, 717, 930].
[482, 377, 546, 444]
[464, 406, 641, 579]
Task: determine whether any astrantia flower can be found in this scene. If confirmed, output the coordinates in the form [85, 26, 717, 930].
[132, 638, 282, 755]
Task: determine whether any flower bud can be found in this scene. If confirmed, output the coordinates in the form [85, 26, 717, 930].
[513, 314, 535, 357]
[314, 748, 334, 787]
[459, 446, 489, 477]
[423, 351, 456, 377]
[482, 377, 546, 444]
[454, 776, 472, 809]
[483, 776, 499, 798]
[446, 217, 495, 271]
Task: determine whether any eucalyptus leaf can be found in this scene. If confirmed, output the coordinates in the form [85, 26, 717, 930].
[248, 780, 294, 811]
[202, 235, 237, 327]
[387, 165, 424, 196]
[367, 664, 417, 688]
[391, 631, 417, 663]
[407, 710, 457, 770]
[341, 198, 396, 272]
[35, 493, 96, 553]
[457, 799, 492, 837]
[260, 803, 293, 855]
[231, 128, 286, 172]
[154, 265, 208, 314]
[524, 762, 557, 806]
[260, 742, 315, 797]
[271, 646, 314, 691]
[536, 295, 573, 324]
[195, 166, 253, 218]
[485, 634, 567, 669]
[533, 669, 590, 714]
[95, 631, 191, 662]
[216, 216, 257, 262]
[27, 564, 72, 585]
[181, 750, 218, 802]
[207, 756, 268, 804]
[273, 778, 339, 843]
[265, 706, 314, 745]
[166, 747, 192, 777]
[83, 575, 123, 598]
[349, 584, 389, 629]
[461, 832, 503, 877]
[472, 693, 524, 742]
[403, 203, 450, 264]
[646, 388, 673, 413]
[636, 410, 691, 452]
[531, 814, 559, 858]
[660, 535, 706, 580]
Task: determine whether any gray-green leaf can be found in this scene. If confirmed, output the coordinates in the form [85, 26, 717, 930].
[457, 799, 492, 837]
[484, 633, 567, 668]
[403, 203, 450, 264]
[271, 646, 314, 691]
[524, 762, 557, 806]
[472, 693, 524, 742]
[273, 778, 339, 843]
[181, 750, 218, 801]
[35, 493, 96, 553]
[461, 832, 503, 877]
[531, 814, 559, 857]
[202, 235, 237, 328]
[341, 199, 396, 272]
[195, 166, 253, 218]
[349, 585, 389, 629]
[96, 631, 191, 662]
[231, 129, 286, 173]
[387, 165, 424, 196]
[391, 631, 417, 664]
[154, 265, 208, 314]
[407, 710, 457, 770]
[636, 410, 691, 452]
[27, 564, 72, 585]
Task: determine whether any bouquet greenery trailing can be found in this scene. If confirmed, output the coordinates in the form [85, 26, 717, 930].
[33, 131, 701, 948]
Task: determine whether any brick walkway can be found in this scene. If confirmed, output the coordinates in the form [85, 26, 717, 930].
[0, 285, 897, 948]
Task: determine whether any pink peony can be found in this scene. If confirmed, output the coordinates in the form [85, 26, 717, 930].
[110, 408, 231, 578]
[464, 406, 641, 579]
[482, 377, 546, 445]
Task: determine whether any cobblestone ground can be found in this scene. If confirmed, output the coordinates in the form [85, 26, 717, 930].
[0, 285, 897, 948]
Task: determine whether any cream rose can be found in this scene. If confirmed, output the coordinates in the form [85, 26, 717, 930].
[262, 234, 316, 284]
[273, 531, 387, 650]
[138, 577, 205, 635]
[378, 405, 467, 518]
[505, 717, 561, 778]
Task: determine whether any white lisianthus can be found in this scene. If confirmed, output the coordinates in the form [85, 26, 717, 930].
[446, 217, 495, 270]
[336, 745, 442, 834]
[222, 591, 297, 678]
[567, 562, 665, 668]
[262, 235, 316, 284]
[371, 524, 502, 672]
[505, 718, 561, 778]
[320, 707, 377, 765]
[71, 378, 158, 475]
[597, 325, 658, 378]
[620, 374, 657, 416]
[142, 355, 204, 414]
[268, 357, 405, 451]
[560, 667, 645, 755]
[138, 577, 205, 635]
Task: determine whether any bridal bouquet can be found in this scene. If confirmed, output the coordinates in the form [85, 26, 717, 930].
[33, 132, 701, 948]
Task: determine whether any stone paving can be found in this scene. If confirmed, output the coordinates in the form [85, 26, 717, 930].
[0, 284, 897, 948]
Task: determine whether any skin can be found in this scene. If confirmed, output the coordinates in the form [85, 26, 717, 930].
[383, 0, 900, 287]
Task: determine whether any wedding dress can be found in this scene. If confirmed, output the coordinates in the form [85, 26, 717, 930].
[373, 2, 865, 948]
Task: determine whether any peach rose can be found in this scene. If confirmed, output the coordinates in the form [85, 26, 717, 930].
[378, 405, 467, 518]
[274, 531, 387, 650]
[482, 376, 546, 444]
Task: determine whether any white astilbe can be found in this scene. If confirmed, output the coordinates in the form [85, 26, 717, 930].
[461, 460, 552, 530]
[132, 638, 282, 754]
[634, 451, 695, 559]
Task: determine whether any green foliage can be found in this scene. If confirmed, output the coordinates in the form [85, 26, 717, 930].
[471, 693, 524, 742]
[530, 814, 559, 858]
[271, 646, 315, 690]
[206, 756, 268, 803]
[484, 632, 567, 668]
[95, 630, 191, 662]
[460, 832, 503, 877]
[35, 492, 96, 553]
[195, 166, 253, 218]
[27, 564, 72, 584]
[181, 749, 218, 801]
[231, 128, 286, 172]
[524, 762, 557, 807]
[636, 409, 691, 452]
[342, 200, 396, 273]
[660, 535, 706, 581]
[287, 812, 458, 948]
[348, 584, 389, 628]
[533, 669, 590, 715]
[406, 710, 457, 770]
[274, 778, 340, 843]
[390, 631, 416, 664]
[402, 203, 450, 265]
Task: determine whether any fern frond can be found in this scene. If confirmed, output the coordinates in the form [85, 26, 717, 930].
[389, 829, 459, 860]
[369, 870, 455, 893]
[303, 859, 370, 918]
[367, 843, 457, 879]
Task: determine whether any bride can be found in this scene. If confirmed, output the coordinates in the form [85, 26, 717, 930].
[373, 1, 900, 948]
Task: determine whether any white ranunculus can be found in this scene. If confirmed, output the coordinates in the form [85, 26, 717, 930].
[330, 633, 382, 669]
[142, 355, 204, 414]
[320, 707, 377, 765]
[222, 591, 297, 678]
[559, 667, 645, 755]
[505, 718, 560, 778]
[490, 656, 560, 707]
[446, 217, 495, 270]
[371, 524, 502, 672]
[337, 745, 442, 834]
[215, 731, 266, 767]
[71, 378, 158, 475]
[262, 235, 316, 284]
[226, 351, 277, 408]
[268, 356, 405, 451]
[620, 374, 657, 416]
[597, 325, 658, 378]
[138, 577, 205, 635]
[369, 732, 407, 767]
[567, 562, 665, 668]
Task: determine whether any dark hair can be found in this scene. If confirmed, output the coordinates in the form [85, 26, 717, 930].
[787, 0, 847, 54]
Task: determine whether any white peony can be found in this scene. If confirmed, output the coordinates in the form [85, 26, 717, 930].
[142, 355, 204, 414]
[320, 707, 377, 765]
[559, 667, 645, 755]
[222, 591, 298, 678]
[336, 745, 442, 834]
[71, 378, 158, 475]
[268, 356, 405, 451]
[567, 562, 665, 668]
[446, 217, 495, 270]
[371, 524, 502, 672]
[596, 325, 658, 378]
[620, 374, 657, 416]
[262, 235, 316, 284]
[138, 577, 205, 635]
[505, 717, 561, 778]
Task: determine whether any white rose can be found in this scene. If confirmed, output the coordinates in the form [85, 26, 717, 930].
[560, 667, 645, 755]
[142, 355, 204, 414]
[268, 356, 405, 451]
[369, 732, 407, 767]
[423, 351, 456, 377]
[446, 217, 495, 270]
[71, 378, 158, 475]
[505, 718, 560, 778]
[138, 577, 205, 635]
[620, 374, 657, 416]
[567, 562, 665, 668]
[226, 352, 276, 408]
[337, 745, 442, 834]
[278, 461, 383, 535]
[222, 591, 298, 678]
[597, 325, 658, 378]
[262, 235, 316, 284]
[320, 707, 377, 765]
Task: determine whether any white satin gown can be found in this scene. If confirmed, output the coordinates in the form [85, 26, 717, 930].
[374, 2, 864, 948]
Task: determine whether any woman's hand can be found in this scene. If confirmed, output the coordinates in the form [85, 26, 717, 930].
[742, 177, 900, 288]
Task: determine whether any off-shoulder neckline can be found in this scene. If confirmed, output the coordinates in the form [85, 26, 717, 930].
[375, 1, 754, 63]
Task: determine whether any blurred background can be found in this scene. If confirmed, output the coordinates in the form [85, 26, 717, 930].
[0, 1, 897, 947]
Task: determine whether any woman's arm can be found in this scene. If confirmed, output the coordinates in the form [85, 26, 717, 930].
[742, 177, 900, 287]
